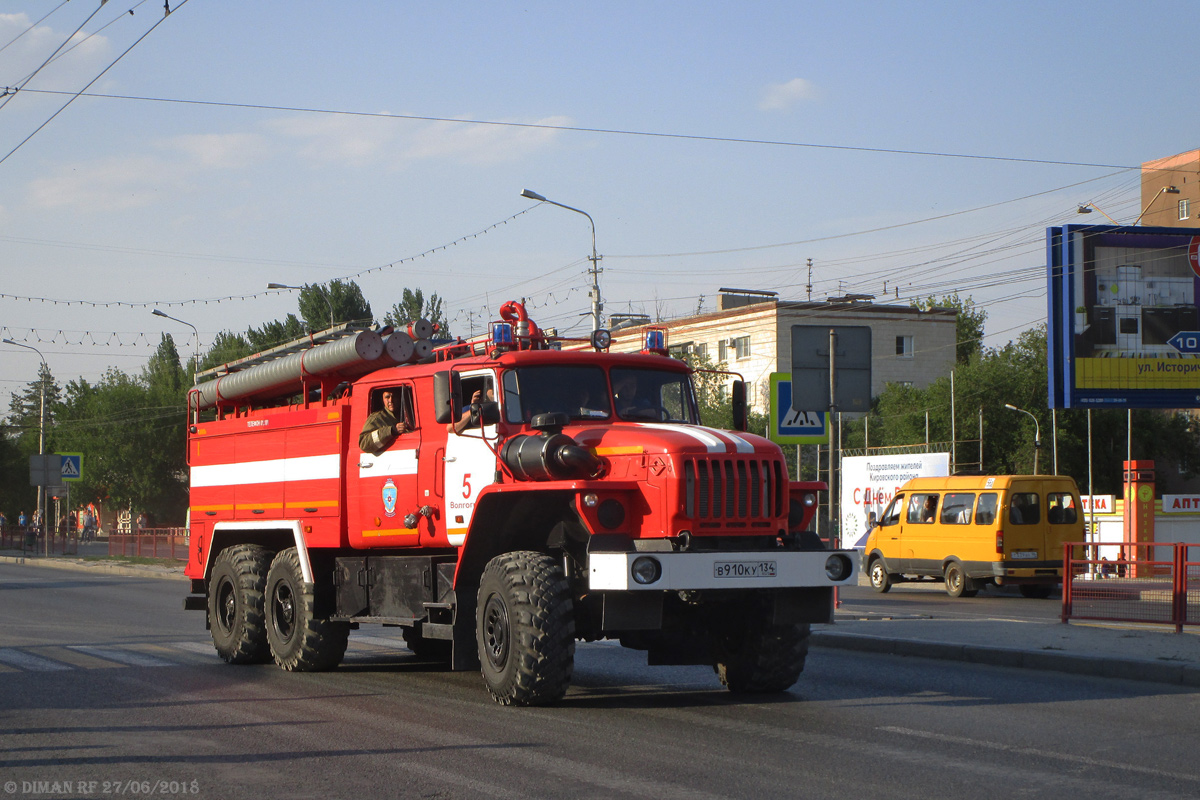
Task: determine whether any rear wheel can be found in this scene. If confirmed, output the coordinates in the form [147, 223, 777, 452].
[1020, 584, 1053, 599]
[476, 551, 575, 706]
[264, 547, 349, 671]
[868, 558, 892, 593]
[714, 621, 811, 693]
[944, 562, 978, 598]
[208, 544, 272, 664]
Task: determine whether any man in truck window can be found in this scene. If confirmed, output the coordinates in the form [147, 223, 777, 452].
[359, 387, 412, 455]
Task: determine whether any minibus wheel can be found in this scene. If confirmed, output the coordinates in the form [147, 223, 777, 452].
[944, 563, 978, 598]
[868, 558, 892, 593]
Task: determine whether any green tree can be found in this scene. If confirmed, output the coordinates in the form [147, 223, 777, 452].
[246, 315, 306, 351]
[912, 293, 986, 365]
[384, 288, 451, 338]
[198, 331, 253, 372]
[53, 366, 188, 525]
[299, 279, 373, 331]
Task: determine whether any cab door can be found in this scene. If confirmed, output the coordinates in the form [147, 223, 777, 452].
[876, 493, 905, 570]
[442, 370, 498, 547]
[352, 382, 421, 547]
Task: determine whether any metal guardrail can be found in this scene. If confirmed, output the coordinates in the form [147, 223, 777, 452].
[1062, 542, 1200, 633]
[107, 528, 190, 562]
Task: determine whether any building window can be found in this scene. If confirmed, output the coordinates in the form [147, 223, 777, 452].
[719, 336, 750, 361]
[1181, 199, 1191, 221]
[896, 335, 914, 358]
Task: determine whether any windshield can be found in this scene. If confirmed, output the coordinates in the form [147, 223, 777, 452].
[502, 366, 697, 424]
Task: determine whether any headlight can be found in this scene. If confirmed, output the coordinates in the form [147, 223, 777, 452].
[802, 493, 817, 507]
[598, 499, 626, 529]
[631, 556, 661, 585]
[825, 554, 851, 581]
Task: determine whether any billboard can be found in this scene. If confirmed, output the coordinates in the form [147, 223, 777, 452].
[839, 452, 950, 549]
[1048, 223, 1200, 408]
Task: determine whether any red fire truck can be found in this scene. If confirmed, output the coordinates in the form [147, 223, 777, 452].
[183, 301, 855, 705]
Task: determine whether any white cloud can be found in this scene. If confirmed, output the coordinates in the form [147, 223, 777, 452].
[758, 78, 818, 111]
[162, 132, 268, 169]
[401, 115, 568, 165]
[263, 114, 395, 167]
[28, 154, 182, 211]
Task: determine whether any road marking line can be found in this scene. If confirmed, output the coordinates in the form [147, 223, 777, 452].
[67, 645, 173, 668]
[167, 641, 217, 656]
[0, 647, 72, 671]
[879, 726, 1200, 783]
[38, 645, 124, 669]
[349, 636, 409, 649]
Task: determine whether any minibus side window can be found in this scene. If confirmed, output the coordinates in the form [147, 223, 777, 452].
[975, 493, 998, 525]
[1009, 492, 1040, 525]
[1047, 492, 1077, 524]
[880, 495, 903, 526]
[941, 493, 976, 524]
[907, 493, 939, 524]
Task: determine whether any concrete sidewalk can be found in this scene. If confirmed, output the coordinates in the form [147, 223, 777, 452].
[813, 614, 1200, 687]
[5, 552, 1200, 688]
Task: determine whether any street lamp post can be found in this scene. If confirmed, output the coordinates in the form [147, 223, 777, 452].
[151, 309, 200, 385]
[521, 189, 603, 332]
[268, 282, 334, 330]
[1077, 186, 1180, 225]
[3, 339, 48, 554]
[1004, 403, 1042, 475]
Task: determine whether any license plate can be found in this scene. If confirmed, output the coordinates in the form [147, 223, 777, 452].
[713, 561, 777, 579]
[1011, 550, 1038, 560]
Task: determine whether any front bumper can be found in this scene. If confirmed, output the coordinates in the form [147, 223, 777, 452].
[588, 549, 857, 591]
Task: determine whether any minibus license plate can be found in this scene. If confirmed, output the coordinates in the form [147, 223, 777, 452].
[714, 561, 777, 579]
[1011, 550, 1038, 559]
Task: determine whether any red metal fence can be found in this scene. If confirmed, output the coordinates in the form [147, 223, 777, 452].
[107, 528, 189, 561]
[0, 523, 79, 555]
[1062, 542, 1200, 633]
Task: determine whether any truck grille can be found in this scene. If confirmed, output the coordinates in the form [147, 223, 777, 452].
[682, 457, 785, 522]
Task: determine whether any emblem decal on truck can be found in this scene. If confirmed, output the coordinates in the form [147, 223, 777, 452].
[382, 477, 398, 517]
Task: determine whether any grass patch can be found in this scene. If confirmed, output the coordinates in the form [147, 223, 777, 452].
[76, 555, 184, 566]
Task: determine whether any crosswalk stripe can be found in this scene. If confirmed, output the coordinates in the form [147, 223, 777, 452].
[67, 645, 173, 668]
[0, 647, 72, 672]
[38, 646, 124, 669]
[167, 641, 218, 656]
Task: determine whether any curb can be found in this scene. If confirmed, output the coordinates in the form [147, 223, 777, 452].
[810, 630, 1200, 688]
[0, 554, 188, 582]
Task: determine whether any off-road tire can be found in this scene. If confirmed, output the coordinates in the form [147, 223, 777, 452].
[715, 621, 811, 693]
[476, 551, 575, 706]
[869, 558, 892, 593]
[264, 547, 349, 671]
[208, 544, 273, 664]
[1020, 583, 1053, 599]
[944, 562, 978, 598]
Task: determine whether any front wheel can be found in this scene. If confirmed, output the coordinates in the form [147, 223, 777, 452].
[208, 544, 272, 664]
[264, 547, 349, 671]
[868, 558, 892, 593]
[714, 621, 811, 693]
[477, 551, 575, 706]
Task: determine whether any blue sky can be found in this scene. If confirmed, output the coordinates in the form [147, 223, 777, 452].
[1, 1, 1196, 391]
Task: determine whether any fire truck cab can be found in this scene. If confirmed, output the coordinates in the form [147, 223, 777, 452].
[184, 302, 855, 705]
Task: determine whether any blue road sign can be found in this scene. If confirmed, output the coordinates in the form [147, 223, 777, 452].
[59, 453, 82, 482]
[769, 373, 828, 444]
[1167, 331, 1200, 354]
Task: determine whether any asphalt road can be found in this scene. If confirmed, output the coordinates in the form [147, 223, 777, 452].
[837, 577, 1065, 622]
[2, 563, 1199, 799]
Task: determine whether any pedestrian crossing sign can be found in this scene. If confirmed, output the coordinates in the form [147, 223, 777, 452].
[59, 452, 83, 482]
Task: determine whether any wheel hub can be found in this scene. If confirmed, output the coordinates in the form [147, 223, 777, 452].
[482, 593, 510, 670]
[273, 583, 295, 642]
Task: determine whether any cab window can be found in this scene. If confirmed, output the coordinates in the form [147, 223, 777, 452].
[975, 493, 998, 525]
[941, 493, 975, 524]
[1047, 492, 1078, 524]
[907, 493, 939, 524]
[880, 495, 904, 526]
[1009, 492, 1040, 525]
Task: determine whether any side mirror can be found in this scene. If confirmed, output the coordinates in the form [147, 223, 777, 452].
[433, 371, 462, 425]
[479, 400, 500, 425]
[731, 380, 748, 432]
